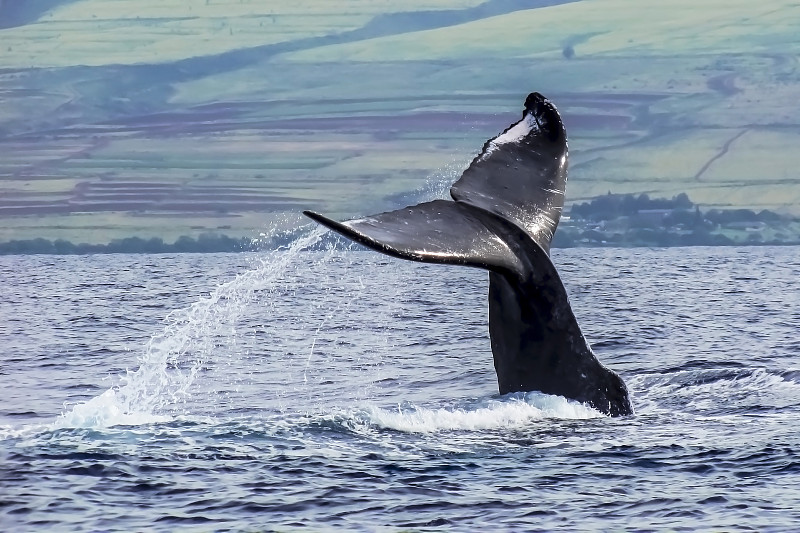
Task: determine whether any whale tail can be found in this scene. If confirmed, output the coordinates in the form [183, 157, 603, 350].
[304, 200, 525, 277]
[303, 92, 568, 273]
[303, 92, 633, 416]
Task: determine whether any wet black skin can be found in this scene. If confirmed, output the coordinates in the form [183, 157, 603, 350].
[303, 93, 633, 416]
[480, 212, 632, 416]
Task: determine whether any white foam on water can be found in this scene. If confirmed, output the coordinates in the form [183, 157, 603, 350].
[55, 227, 329, 429]
[0, 424, 43, 441]
[362, 393, 602, 434]
[52, 389, 172, 430]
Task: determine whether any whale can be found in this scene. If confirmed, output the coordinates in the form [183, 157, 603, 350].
[304, 92, 633, 416]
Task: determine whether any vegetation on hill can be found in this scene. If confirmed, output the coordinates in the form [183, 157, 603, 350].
[554, 193, 800, 248]
[2, 192, 799, 255]
[0, 233, 254, 255]
[2, 1, 799, 246]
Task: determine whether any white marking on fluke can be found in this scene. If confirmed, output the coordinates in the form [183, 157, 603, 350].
[480, 113, 538, 161]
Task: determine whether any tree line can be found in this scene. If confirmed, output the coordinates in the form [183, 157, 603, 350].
[0, 234, 255, 255]
[2, 192, 797, 255]
[0, 229, 344, 255]
[569, 192, 786, 223]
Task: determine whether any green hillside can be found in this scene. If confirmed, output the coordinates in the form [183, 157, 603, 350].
[1, 0, 799, 245]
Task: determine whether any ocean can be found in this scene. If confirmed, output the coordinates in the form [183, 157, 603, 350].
[2, 235, 799, 531]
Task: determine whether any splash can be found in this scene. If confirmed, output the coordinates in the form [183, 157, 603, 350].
[52, 161, 468, 431]
[55, 227, 329, 429]
[359, 393, 601, 434]
[391, 157, 467, 208]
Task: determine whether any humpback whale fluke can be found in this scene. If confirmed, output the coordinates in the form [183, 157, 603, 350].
[304, 92, 633, 416]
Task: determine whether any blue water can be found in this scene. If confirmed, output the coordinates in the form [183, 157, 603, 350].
[2, 238, 800, 531]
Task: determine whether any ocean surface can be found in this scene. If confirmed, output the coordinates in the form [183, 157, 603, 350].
[2, 236, 799, 531]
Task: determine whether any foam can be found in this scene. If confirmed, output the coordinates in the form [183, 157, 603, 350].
[363, 392, 602, 434]
[52, 389, 172, 429]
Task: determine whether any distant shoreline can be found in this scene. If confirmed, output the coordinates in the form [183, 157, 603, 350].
[2, 233, 799, 256]
[3, 192, 799, 255]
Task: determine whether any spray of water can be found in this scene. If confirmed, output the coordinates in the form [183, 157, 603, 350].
[53, 161, 469, 430]
[55, 227, 329, 428]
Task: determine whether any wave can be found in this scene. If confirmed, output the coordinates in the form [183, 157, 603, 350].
[344, 393, 602, 434]
[640, 367, 796, 393]
[630, 367, 800, 414]
[16, 391, 599, 442]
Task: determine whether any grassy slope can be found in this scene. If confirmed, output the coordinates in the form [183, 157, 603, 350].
[1, 0, 799, 244]
[275, 0, 800, 208]
[0, 0, 484, 67]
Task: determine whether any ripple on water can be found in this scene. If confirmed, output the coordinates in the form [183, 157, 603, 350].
[2, 246, 800, 530]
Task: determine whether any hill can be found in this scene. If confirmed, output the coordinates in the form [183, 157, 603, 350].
[1, 0, 799, 245]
